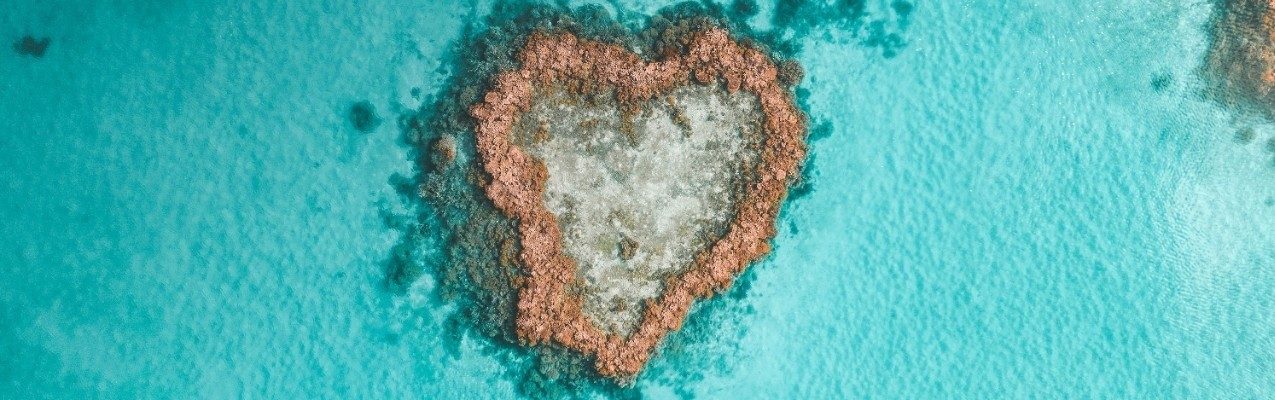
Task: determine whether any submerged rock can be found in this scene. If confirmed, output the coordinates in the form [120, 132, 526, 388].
[348, 100, 381, 132]
[12, 35, 50, 58]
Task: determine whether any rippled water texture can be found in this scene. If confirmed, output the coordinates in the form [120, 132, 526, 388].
[2, 0, 1273, 398]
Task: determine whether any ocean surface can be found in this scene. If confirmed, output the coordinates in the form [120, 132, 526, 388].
[3, 0, 1274, 398]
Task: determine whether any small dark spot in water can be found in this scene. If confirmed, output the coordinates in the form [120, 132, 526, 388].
[731, 0, 760, 17]
[864, 21, 907, 58]
[772, 0, 910, 57]
[307, 195, 327, 212]
[808, 119, 833, 141]
[387, 173, 418, 202]
[1265, 197, 1274, 206]
[13, 35, 50, 58]
[891, 1, 914, 21]
[1157, 127, 1172, 144]
[789, 178, 813, 200]
[1265, 137, 1275, 153]
[349, 101, 381, 132]
[1235, 127, 1256, 144]
[882, 40, 903, 58]
[1150, 73, 1173, 92]
[410, 87, 422, 98]
[795, 86, 812, 105]
[380, 330, 401, 345]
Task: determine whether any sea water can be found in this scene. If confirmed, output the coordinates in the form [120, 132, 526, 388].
[2, 0, 1273, 398]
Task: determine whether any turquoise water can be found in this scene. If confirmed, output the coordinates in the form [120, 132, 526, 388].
[3, 0, 1274, 398]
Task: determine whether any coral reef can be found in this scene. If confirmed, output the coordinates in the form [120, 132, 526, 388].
[394, 2, 846, 392]
[469, 27, 806, 378]
[1205, 0, 1275, 116]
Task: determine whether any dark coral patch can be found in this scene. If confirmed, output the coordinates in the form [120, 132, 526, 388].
[1151, 73, 1173, 92]
[348, 101, 381, 132]
[1235, 127, 1255, 144]
[13, 35, 50, 58]
[731, 0, 760, 18]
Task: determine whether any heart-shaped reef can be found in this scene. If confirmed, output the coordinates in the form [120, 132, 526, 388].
[467, 26, 806, 379]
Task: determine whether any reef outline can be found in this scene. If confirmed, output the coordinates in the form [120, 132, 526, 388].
[468, 26, 807, 378]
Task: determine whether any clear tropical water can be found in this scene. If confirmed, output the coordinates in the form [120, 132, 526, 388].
[3, 0, 1273, 398]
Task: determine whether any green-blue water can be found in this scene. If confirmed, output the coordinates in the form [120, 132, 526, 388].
[3, 0, 1274, 398]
